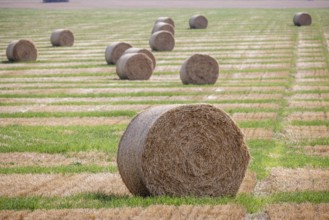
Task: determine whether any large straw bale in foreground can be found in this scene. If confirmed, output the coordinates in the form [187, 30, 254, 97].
[105, 42, 132, 64]
[123, 48, 156, 70]
[50, 29, 74, 46]
[293, 12, 312, 26]
[180, 54, 219, 85]
[149, 31, 175, 51]
[117, 104, 250, 197]
[116, 53, 153, 80]
[6, 40, 37, 62]
[189, 15, 208, 29]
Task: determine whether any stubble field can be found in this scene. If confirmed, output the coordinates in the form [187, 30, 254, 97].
[0, 7, 328, 219]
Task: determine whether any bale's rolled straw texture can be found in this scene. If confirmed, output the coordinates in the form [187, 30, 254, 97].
[155, 17, 175, 27]
[116, 53, 153, 80]
[105, 42, 132, 64]
[149, 31, 175, 51]
[123, 48, 156, 70]
[180, 54, 219, 85]
[189, 15, 208, 29]
[152, 22, 175, 36]
[117, 104, 250, 197]
[6, 40, 37, 62]
[50, 29, 74, 46]
[293, 12, 312, 26]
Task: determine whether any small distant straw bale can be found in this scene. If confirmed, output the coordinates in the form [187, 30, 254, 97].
[6, 40, 37, 62]
[152, 22, 175, 36]
[105, 42, 132, 64]
[293, 12, 312, 26]
[189, 15, 208, 29]
[123, 48, 156, 70]
[117, 104, 250, 197]
[50, 29, 74, 46]
[116, 53, 153, 80]
[180, 54, 219, 85]
[155, 17, 175, 27]
[149, 31, 175, 51]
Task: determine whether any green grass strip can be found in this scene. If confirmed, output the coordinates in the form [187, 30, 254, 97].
[0, 192, 328, 213]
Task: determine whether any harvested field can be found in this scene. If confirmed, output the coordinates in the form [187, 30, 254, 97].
[0, 5, 328, 219]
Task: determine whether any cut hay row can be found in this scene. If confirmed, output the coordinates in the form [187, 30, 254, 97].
[288, 101, 329, 108]
[0, 204, 246, 220]
[0, 171, 257, 197]
[242, 128, 273, 140]
[0, 87, 286, 95]
[291, 93, 329, 100]
[0, 94, 281, 106]
[255, 168, 329, 194]
[285, 126, 329, 140]
[0, 113, 276, 126]
[287, 112, 329, 121]
[0, 104, 149, 114]
[0, 103, 280, 114]
[0, 151, 114, 168]
[0, 117, 130, 127]
[266, 203, 329, 220]
[0, 173, 129, 197]
[291, 146, 329, 157]
[292, 85, 329, 91]
[0, 96, 208, 104]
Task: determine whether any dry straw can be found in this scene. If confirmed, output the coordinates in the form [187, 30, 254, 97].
[189, 15, 208, 29]
[123, 48, 156, 70]
[50, 29, 74, 46]
[293, 12, 312, 26]
[152, 22, 175, 36]
[105, 42, 132, 64]
[180, 54, 219, 84]
[117, 104, 250, 197]
[116, 53, 153, 80]
[149, 31, 175, 51]
[155, 17, 175, 27]
[6, 40, 37, 62]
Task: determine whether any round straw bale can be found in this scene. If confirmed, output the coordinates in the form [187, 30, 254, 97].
[50, 29, 74, 46]
[155, 17, 175, 27]
[116, 53, 153, 80]
[118, 104, 250, 197]
[149, 31, 175, 51]
[293, 12, 312, 26]
[6, 40, 37, 62]
[180, 54, 219, 85]
[189, 15, 208, 29]
[152, 22, 175, 36]
[123, 48, 156, 70]
[105, 42, 132, 64]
